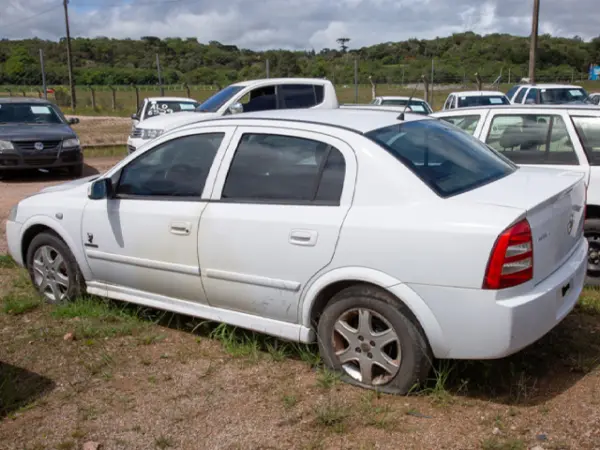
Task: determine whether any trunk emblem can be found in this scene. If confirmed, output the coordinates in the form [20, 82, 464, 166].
[34, 142, 44, 151]
[567, 214, 574, 234]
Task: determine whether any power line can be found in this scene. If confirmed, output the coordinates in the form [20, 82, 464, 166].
[0, 3, 62, 35]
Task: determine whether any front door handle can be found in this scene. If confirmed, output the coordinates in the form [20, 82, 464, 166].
[289, 229, 318, 247]
[170, 221, 191, 236]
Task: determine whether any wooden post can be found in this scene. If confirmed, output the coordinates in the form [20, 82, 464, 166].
[185, 83, 191, 98]
[22, 90, 27, 97]
[475, 72, 483, 91]
[369, 75, 376, 100]
[528, 0, 540, 84]
[109, 85, 116, 111]
[422, 75, 430, 103]
[7, 89, 12, 97]
[89, 86, 96, 110]
[132, 84, 140, 108]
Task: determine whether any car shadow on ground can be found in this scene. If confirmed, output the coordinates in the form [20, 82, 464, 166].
[108, 297, 600, 407]
[0, 164, 99, 184]
[0, 361, 55, 419]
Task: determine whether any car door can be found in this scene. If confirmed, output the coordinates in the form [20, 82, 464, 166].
[480, 109, 590, 182]
[198, 125, 356, 324]
[81, 126, 235, 303]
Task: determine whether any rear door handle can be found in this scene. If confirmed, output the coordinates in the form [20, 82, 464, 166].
[289, 229, 318, 246]
[170, 221, 191, 236]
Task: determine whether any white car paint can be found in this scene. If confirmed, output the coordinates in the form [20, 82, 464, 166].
[6, 108, 587, 374]
[126, 78, 339, 154]
[442, 91, 510, 110]
[368, 96, 433, 114]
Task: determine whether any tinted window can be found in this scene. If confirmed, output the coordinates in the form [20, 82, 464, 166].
[540, 87, 588, 104]
[439, 115, 481, 135]
[506, 86, 520, 100]
[117, 133, 224, 197]
[143, 100, 200, 119]
[525, 88, 538, 103]
[280, 84, 322, 108]
[0, 103, 64, 124]
[456, 95, 510, 107]
[315, 85, 324, 104]
[485, 114, 578, 165]
[241, 86, 277, 112]
[514, 87, 527, 104]
[222, 133, 345, 204]
[366, 120, 516, 198]
[572, 116, 600, 165]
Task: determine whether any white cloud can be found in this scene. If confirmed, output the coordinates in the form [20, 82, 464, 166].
[0, 0, 598, 50]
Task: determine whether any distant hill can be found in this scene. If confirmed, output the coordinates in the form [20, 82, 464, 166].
[1, 32, 599, 86]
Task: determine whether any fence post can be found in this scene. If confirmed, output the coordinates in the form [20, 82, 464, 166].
[422, 75, 430, 104]
[131, 84, 140, 108]
[37, 89, 42, 98]
[475, 72, 483, 91]
[185, 82, 191, 98]
[89, 85, 96, 110]
[22, 90, 26, 97]
[7, 89, 12, 97]
[369, 76, 376, 100]
[109, 85, 116, 111]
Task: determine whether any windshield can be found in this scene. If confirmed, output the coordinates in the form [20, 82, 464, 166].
[457, 95, 510, 107]
[380, 99, 432, 114]
[365, 119, 517, 197]
[540, 88, 589, 104]
[0, 103, 64, 125]
[143, 100, 200, 119]
[195, 85, 245, 113]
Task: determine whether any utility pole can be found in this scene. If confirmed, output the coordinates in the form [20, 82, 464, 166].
[266, 59, 270, 78]
[354, 58, 358, 103]
[528, 0, 540, 84]
[63, 0, 76, 109]
[39, 49, 47, 100]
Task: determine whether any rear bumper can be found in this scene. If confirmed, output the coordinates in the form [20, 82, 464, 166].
[5, 220, 24, 267]
[0, 149, 82, 170]
[406, 236, 588, 359]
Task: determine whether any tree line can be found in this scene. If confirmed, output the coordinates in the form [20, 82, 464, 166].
[1, 32, 599, 87]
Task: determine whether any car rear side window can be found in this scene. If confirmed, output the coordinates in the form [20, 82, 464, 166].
[572, 116, 600, 165]
[485, 114, 579, 165]
[280, 84, 324, 108]
[365, 119, 516, 198]
[221, 133, 345, 204]
[506, 86, 520, 100]
[438, 115, 481, 135]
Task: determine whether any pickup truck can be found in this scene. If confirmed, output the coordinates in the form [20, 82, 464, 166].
[432, 104, 600, 283]
[127, 78, 339, 153]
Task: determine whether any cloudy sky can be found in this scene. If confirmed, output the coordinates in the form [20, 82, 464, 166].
[1, 0, 598, 50]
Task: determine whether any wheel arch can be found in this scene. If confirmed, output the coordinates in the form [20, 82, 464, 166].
[19, 215, 92, 280]
[299, 267, 448, 357]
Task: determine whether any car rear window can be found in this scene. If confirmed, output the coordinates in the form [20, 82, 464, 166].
[457, 95, 510, 107]
[365, 119, 517, 198]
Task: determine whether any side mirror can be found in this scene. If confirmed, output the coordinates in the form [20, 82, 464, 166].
[131, 113, 139, 120]
[87, 178, 113, 200]
[68, 117, 79, 125]
[228, 102, 244, 115]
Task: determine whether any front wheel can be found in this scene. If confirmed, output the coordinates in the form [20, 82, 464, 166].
[26, 232, 85, 303]
[317, 285, 432, 395]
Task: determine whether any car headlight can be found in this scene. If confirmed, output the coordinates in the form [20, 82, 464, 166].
[62, 138, 80, 148]
[0, 140, 14, 153]
[8, 204, 18, 222]
[141, 128, 164, 140]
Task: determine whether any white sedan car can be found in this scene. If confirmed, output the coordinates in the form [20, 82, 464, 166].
[5, 109, 588, 394]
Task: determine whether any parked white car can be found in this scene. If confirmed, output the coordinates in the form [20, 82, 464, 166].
[506, 84, 589, 105]
[369, 96, 433, 115]
[432, 104, 600, 282]
[6, 108, 587, 394]
[442, 91, 510, 110]
[128, 97, 199, 153]
[127, 78, 339, 154]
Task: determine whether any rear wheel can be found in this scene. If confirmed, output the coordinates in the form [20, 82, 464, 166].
[584, 218, 600, 286]
[317, 285, 432, 394]
[26, 232, 85, 304]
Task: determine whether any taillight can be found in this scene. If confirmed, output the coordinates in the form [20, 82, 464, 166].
[483, 218, 533, 290]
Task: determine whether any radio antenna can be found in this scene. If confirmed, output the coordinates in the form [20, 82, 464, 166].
[397, 76, 421, 121]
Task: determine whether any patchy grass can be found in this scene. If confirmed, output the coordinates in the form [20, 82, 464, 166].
[0, 254, 17, 269]
[481, 437, 527, 450]
[84, 145, 128, 159]
[578, 287, 600, 315]
[313, 399, 350, 432]
[2, 291, 41, 315]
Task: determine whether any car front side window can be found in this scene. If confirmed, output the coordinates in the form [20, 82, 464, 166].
[439, 115, 481, 135]
[221, 133, 346, 205]
[116, 133, 224, 198]
[514, 87, 527, 104]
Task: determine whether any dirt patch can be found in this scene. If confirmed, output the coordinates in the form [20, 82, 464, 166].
[0, 156, 121, 254]
[68, 115, 131, 147]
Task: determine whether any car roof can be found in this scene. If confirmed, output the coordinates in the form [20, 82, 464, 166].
[187, 108, 430, 133]
[450, 91, 507, 97]
[377, 96, 427, 101]
[230, 78, 331, 88]
[515, 84, 583, 89]
[431, 104, 600, 114]
[146, 97, 197, 102]
[0, 97, 54, 104]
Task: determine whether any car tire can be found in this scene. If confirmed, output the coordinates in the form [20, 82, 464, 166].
[26, 231, 86, 304]
[68, 163, 84, 179]
[585, 218, 600, 286]
[317, 285, 432, 395]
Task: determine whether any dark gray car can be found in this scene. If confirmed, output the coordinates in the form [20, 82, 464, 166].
[0, 97, 83, 177]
